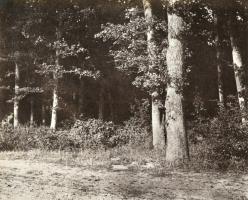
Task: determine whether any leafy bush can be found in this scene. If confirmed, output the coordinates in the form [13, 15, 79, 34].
[0, 125, 72, 151]
[0, 116, 151, 151]
[114, 117, 151, 147]
[69, 119, 117, 149]
[190, 97, 248, 170]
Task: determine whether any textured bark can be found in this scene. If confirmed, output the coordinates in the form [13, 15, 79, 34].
[165, 2, 189, 164]
[214, 11, 225, 107]
[98, 86, 104, 120]
[14, 62, 20, 128]
[50, 72, 59, 130]
[30, 96, 34, 126]
[229, 13, 247, 123]
[143, 0, 165, 149]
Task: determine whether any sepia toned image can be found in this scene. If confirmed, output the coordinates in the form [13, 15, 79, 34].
[0, 0, 248, 199]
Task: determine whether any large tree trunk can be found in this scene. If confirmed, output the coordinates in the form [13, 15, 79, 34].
[14, 62, 20, 128]
[30, 96, 34, 126]
[214, 11, 225, 107]
[165, 1, 189, 164]
[143, 0, 165, 149]
[229, 13, 247, 123]
[98, 86, 104, 120]
[50, 72, 59, 130]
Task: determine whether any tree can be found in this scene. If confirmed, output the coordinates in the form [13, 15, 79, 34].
[143, 0, 165, 149]
[213, 10, 225, 107]
[22, 0, 99, 129]
[229, 10, 247, 123]
[165, 0, 189, 164]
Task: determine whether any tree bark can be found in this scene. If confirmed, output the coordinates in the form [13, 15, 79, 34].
[214, 11, 225, 107]
[50, 72, 59, 130]
[165, 1, 189, 164]
[143, 0, 165, 149]
[229, 13, 247, 123]
[30, 96, 34, 126]
[14, 62, 20, 128]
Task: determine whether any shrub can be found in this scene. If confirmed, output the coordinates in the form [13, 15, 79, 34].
[114, 117, 151, 147]
[190, 96, 248, 170]
[69, 119, 117, 149]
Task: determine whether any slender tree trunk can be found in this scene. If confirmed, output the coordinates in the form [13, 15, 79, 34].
[14, 62, 20, 128]
[30, 96, 34, 126]
[152, 92, 165, 149]
[50, 27, 61, 130]
[143, 0, 165, 149]
[107, 89, 114, 121]
[98, 86, 104, 120]
[229, 13, 247, 123]
[78, 80, 84, 118]
[72, 91, 77, 120]
[41, 103, 46, 126]
[165, 2, 189, 164]
[50, 72, 59, 130]
[214, 11, 225, 107]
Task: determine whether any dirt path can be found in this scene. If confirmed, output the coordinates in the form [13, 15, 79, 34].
[0, 158, 248, 200]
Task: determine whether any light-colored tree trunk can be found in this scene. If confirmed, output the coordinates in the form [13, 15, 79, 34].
[152, 92, 165, 149]
[229, 13, 247, 123]
[98, 86, 104, 120]
[14, 62, 20, 128]
[50, 27, 61, 130]
[214, 11, 225, 107]
[165, 1, 189, 164]
[50, 72, 59, 130]
[41, 103, 46, 126]
[30, 96, 34, 126]
[143, 0, 165, 149]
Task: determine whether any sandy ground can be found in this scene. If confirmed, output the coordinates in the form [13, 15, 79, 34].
[1, 156, 248, 200]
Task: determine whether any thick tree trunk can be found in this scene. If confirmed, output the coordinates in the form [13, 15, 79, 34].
[143, 0, 165, 149]
[14, 62, 20, 128]
[214, 11, 225, 107]
[98, 86, 104, 120]
[30, 96, 34, 126]
[165, 2, 189, 164]
[152, 92, 165, 149]
[50, 72, 59, 130]
[229, 13, 247, 123]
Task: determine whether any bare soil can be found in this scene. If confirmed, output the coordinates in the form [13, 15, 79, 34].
[0, 153, 248, 200]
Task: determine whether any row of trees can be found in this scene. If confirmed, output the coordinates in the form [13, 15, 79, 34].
[0, 0, 248, 164]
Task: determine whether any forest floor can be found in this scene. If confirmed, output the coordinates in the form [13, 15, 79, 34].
[0, 150, 248, 200]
